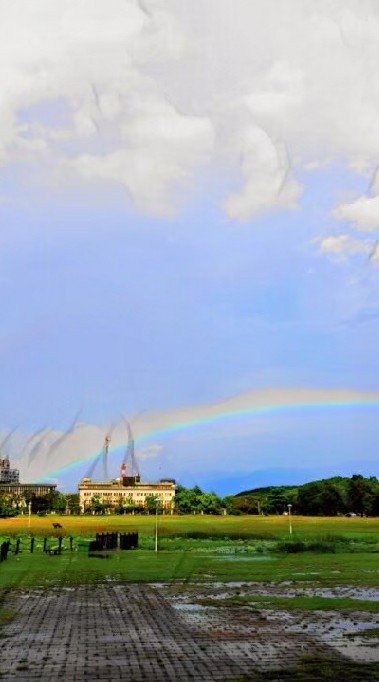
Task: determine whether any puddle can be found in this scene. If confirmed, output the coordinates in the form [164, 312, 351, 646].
[203, 581, 253, 588]
[291, 587, 379, 601]
[172, 603, 208, 611]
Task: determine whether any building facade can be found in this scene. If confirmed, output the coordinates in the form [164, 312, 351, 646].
[0, 456, 20, 484]
[78, 476, 176, 512]
[0, 482, 57, 496]
[0, 455, 56, 499]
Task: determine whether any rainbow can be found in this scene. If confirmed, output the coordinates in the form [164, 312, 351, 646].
[38, 395, 379, 481]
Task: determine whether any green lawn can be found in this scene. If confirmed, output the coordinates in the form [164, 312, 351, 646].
[1, 514, 378, 589]
[1, 513, 378, 538]
[1, 549, 378, 588]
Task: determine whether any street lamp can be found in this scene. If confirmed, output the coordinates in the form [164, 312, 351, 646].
[28, 501, 32, 529]
[287, 504, 293, 535]
[154, 498, 159, 552]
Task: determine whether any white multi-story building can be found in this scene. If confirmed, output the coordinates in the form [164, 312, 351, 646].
[78, 476, 176, 512]
[0, 456, 20, 484]
[0, 455, 56, 497]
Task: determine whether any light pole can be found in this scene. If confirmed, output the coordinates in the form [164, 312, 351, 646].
[28, 501, 32, 529]
[154, 498, 159, 552]
[288, 503, 293, 535]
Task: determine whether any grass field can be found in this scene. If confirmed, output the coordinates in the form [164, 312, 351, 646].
[1, 547, 379, 588]
[0, 514, 378, 589]
[1, 512, 378, 538]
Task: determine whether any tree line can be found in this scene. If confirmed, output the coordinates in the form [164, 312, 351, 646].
[229, 475, 379, 516]
[1, 474, 378, 516]
[0, 491, 80, 517]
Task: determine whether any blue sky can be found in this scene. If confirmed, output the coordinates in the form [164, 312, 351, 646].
[1, 1, 379, 494]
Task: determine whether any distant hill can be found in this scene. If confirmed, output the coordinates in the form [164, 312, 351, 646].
[236, 484, 297, 497]
[227, 474, 379, 516]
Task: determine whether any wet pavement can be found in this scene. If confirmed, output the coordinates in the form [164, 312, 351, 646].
[0, 582, 378, 680]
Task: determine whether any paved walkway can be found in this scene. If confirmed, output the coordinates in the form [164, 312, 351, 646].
[0, 583, 360, 681]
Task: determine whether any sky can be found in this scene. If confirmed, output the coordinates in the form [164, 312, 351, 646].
[1, 0, 379, 495]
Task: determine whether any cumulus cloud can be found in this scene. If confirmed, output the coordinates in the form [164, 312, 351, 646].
[223, 124, 303, 219]
[70, 97, 214, 213]
[2, 0, 379, 219]
[333, 194, 379, 232]
[332, 166, 379, 255]
[0, 0, 209, 213]
[316, 235, 369, 260]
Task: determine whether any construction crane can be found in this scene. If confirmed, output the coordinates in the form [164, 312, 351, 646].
[102, 432, 111, 480]
[120, 418, 139, 482]
[85, 429, 113, 480]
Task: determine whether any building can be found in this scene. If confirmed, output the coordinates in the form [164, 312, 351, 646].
[0, 454, 57, 498]
[0, 456, 20, 484]
[0, 482, 57, 497]
[78, 475, 176, 512]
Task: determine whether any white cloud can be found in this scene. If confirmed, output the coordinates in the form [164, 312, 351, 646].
[70, 97, 214, 214]
[333, 196, 379, 233]
[316, 234, 369, 259]
[224, 124, 303, 219]
[2, 1, 379, 218]
[0, 0, 197, 213]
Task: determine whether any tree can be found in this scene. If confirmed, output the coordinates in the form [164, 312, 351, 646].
[198, 492, 223, 515]
[318, 481, 345, 516]
[222, 496, 242, 515]
[231, 495, 258, 515]
[114, 497, 126, 515]
[0, 492, 16, 517]
[145, 495, 162, 514]
[266, 487, 290, 514]
[347, 475, 379, 515]
[174, 485, 203, 514]
[28, 494, 50, 514]
[297, 482, 322, 516]
[64, 493, 81, 515]
[87, 494, 106, 515]
[47, 491, 66, 514]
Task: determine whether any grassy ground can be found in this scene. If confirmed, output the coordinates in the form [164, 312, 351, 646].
[0, 514, 378, 589]
[1, 513, 378, 538]
[0, 546, 378, 588]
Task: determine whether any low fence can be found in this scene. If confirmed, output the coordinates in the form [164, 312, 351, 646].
[0, 532, 139, 560]
[89, 532, 139, 551]
[120, 532, 138, 550]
